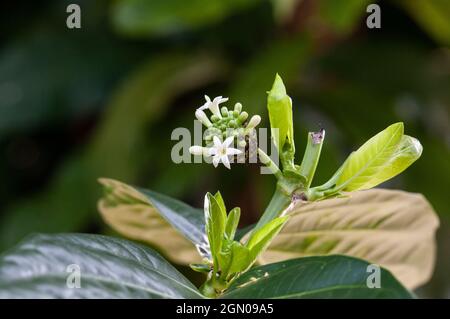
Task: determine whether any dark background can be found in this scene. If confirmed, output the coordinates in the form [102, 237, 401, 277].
[0, 0, 449, 297]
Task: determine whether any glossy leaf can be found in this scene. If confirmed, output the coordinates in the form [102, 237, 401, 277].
[259, 189, 439, 289]
[0, 234, 203, 299]
[224, 207, 241, 241]
[336, 122, 405, 191]
[222, 255, 413, 298]
[227, 241, 250, 275]
[98, 178, 204, 264]
[205, 193, 226, 266]
[359, 135, 423, 190]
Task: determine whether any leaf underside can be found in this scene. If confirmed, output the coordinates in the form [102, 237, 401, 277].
[259, 189, 439, 290]
[98, 178, 204, 264]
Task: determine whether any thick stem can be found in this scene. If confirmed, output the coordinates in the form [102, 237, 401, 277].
[299, 130, 325, 188]
[253, 186, 291, 231]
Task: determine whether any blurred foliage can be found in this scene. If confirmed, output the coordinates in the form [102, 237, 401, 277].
[0, 0, 449, 297]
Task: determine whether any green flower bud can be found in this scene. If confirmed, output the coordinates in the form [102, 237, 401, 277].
[238, 111, 248, 123]
[234, 102, 242, 113]
[221, 107, 229, 117]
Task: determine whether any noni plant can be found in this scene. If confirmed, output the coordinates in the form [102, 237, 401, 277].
[0, 74, 438, 299]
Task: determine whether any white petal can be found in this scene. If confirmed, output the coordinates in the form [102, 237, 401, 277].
[204, 95, 211, 103]
[223, 136, 235, 147]
[212, 155, 220, 167]
[219, 97, 229, 104]
[213, 136, 222, 148]
[198, 103, 209, 111]
[209, 103, 221, 118]
[226, 147, 242, 156]
[189, 146, 204, 155]
[221, 155, 231, 169]
[208, 147, 218, 156]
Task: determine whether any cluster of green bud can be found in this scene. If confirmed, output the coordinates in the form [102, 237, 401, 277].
[191, 96, 262, 167]
[203, 103, 258, 147]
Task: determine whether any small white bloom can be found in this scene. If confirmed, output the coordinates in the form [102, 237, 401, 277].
[208, 136, 242, 169]
[198, 95, 228, 118]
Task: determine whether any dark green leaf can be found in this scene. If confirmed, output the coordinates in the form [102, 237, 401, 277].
[0, 234, 203, 299]
[222, 255, 413, 299]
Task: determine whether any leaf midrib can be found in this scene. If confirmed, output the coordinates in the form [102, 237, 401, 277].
[339, 125, 402, 189]
[22, 239, 201, 296]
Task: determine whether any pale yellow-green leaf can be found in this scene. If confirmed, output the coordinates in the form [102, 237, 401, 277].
[258, 189, 439, 289]
[98, 179, 200, 265]
[337, 122, 404, 191]
[359, 135, 423, 190]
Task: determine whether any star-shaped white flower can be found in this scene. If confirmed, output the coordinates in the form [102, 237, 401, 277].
[208, 136, 242, 169]
[198, 95, 228, 118]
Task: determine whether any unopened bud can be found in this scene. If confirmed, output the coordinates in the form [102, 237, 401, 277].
[246, 115, 261, 129]
[189, 145, 204, 156]
[238, 111, 248, 123]
[221, 107, 229, 117]
[195, 110, 212, 127]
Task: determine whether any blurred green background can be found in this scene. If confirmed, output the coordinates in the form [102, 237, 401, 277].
[0, 0, 449, 297]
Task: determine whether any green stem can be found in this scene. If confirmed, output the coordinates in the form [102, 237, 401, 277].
[258, 148, 283, 180]
[253, 186, 291, 231]
[299, 130, 325, 188]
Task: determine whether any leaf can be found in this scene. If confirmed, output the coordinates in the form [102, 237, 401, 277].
[0, 233, 203, 299]
[245, 216, 289, 266]
[205, 193, 227, 266]
[227, 241, 250, 275]
[358, 135, 423, 190]
[267, 74, 294, 154]
[98, 178, 204, 264]
[224, 207, 241, 241]
[213, 191, 227, 222]
[112, 0, 260, 37]
[258, 189, 439, 289]
[222, 255, 413, 298]
[336, 122, 404, 191]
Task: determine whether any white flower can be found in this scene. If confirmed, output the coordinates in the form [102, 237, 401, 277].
[198, 95, 228, 118]
[208, 136, 242, 169]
